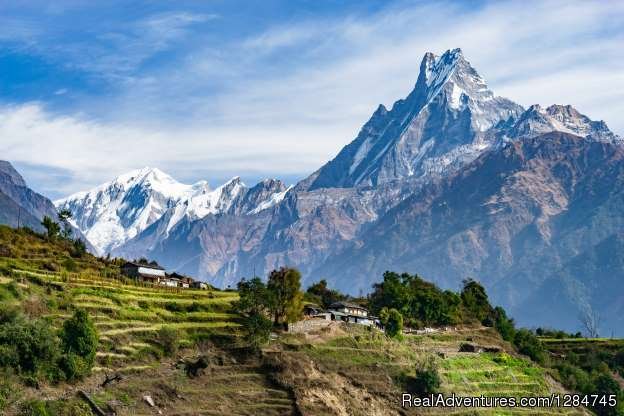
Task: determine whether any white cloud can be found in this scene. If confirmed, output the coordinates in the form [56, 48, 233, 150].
[0, 103, 340, 196]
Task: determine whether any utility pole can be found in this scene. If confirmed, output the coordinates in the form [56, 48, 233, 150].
[17, 206, 21, 228]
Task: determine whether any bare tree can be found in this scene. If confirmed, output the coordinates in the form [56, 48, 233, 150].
[578, 306, 601, 338]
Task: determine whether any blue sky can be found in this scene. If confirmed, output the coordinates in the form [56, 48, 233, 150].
[1, 0, 623, 199]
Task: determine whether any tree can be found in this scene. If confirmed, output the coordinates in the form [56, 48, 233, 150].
[460, 279, 493, 323]
[236, 277, 270, 316]
[267, 267, 304, 327]
[306, 279, 346, 309]
[385, 308, 403, 338]
[0, 313, 60, 379]
[513, 329, 545, 364]
[57, 209, 73, 239]
[41, 216, 60, 240]
[236, 278, 273, 348]
[241, 313, 273, 349]
[71, 238, 87, 258]
[493, 306, 516, 342]
[59, 309, 98, 380]
[405, 364, 441, 396]
[579, 306, 601, 338]
[370, 271, 461, 328]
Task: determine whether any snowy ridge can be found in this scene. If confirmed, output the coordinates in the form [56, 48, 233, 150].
[248, 185, 292, 214]
[56, 168, 286, 254]
[165, 177, 246, 233]
[505, 104, 621, 142]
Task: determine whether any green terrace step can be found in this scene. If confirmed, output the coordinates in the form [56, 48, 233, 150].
[100, 321, 239, 336]
[92, 364, 156, 374]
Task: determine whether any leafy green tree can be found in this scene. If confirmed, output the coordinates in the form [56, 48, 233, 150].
[236, 278, 273, 348]
[57, 209, 73, 239]
[370, 272, 461, 328]
[306, 279, 346, 309]
[267, 267, 304, 327]
[236, 277, 270, 316]
[385, 308, 403, 338]
[460, 278, 493, 323]
[493, 306, 516, 342]
[513, 329, 545, 364]
[370, 272, 410, 315]
[59, 309, 98, 380]
[241, 313, 273, 349]
[41, 216, 61, 240]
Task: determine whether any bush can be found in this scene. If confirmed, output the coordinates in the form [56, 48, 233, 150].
[62, 258, 77, 272]
[241, 312, 273, 349]
[403, 365, 441, 397]
[70, 239, 87, 258]
[59, 309, 98, 381]
[20, 398, 92, 416]
[156, 327, 180, 357]
[0, 314, 60, 381]
[384, 308, 403, 338]
[513, 329, 545, 364]
[493, 306, 515, 342]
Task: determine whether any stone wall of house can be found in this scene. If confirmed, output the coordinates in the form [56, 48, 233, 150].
[288, 318, 332, 333]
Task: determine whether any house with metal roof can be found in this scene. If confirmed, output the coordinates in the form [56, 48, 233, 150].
[327, 301, 373, 325]
[121, 262, 166, 284]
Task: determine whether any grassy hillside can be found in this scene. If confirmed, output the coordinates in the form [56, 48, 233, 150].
[0, 226, 605, 415]
[0, 226, 299, 415]
[269, 326, 583, 415]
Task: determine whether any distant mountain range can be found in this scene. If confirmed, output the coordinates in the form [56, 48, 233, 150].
[26, 47, 624, 335]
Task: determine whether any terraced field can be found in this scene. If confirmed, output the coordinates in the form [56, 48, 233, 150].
[11, 268, 238, 369]
[292, 327, 584, 415]
[6, 268, 298, 415]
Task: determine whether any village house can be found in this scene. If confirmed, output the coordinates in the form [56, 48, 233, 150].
[121, 262, 166, 284]
[303, 303, 324, 316]
[168, 272, 194, 288]
[121, 262, 209, 290]
[327, 301, 374, 326]
[191, 281, 209, 290]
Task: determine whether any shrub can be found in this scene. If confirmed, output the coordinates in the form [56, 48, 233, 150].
[0, 314, 60, 381]
[59, 309, 98, 381]
[513, 329, 545, 364]
[384, 308, 403, 338]
[241, 312, 273, 349]
[70, 239, 87, 258]
[156, 327, 180, 357]
[403, 365, 441, 397]
[20, 398, 92, 416]
[62, 258, 77, 272]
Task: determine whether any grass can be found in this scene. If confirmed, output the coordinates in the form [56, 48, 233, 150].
[296, 328, 583, 415]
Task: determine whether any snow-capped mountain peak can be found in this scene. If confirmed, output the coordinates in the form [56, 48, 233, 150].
[55, 167, 211, 254]
[57, 169, 289, 254]
[304, 48, 524, 190]
[506, 104, 620, 142]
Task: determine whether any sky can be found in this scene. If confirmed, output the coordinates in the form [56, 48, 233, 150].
[1, 0, 623, 199]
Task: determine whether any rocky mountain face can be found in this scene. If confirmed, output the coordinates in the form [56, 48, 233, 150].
[313, 132, 624, 331]
[58, 48, 623, 334]
[0, 161, 60, 231]
[299, 48, 524, 191]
